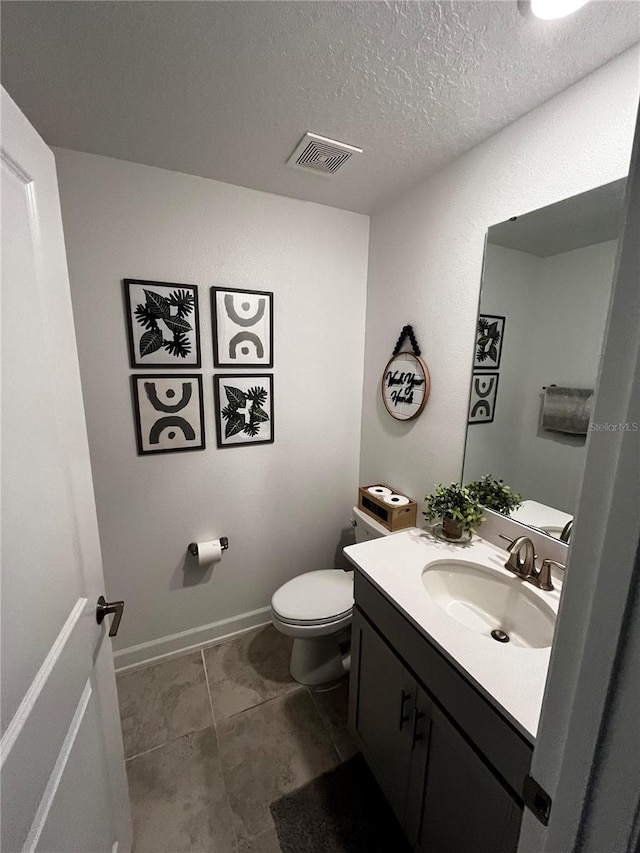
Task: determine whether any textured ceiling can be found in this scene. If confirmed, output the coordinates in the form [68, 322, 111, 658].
[488, 178, 627, 256]
[2, 1, 639, 213]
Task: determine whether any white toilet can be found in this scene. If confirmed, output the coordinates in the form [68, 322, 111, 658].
[270, 506, 391, 685]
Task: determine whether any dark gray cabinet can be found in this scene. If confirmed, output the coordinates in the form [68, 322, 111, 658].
[409, 693, 522, 853]
[350, 606, 416, 821]
[349, 573, 532, 853]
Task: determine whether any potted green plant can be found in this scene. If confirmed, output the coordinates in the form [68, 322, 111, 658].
[423, 483, 484, 540]
[467, 475, 522, 516]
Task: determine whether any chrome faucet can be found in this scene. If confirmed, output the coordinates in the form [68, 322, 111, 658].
[501, 535, 557, 591]
[560, 519, 573, 543]
[504, 536, 536, 579]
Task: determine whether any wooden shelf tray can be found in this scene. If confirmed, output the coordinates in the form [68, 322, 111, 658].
[358, 484, 417, 532]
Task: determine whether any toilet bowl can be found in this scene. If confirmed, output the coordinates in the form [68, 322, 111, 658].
[270, 505, 391, 685]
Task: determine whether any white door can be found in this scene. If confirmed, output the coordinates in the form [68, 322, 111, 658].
[518, 112, 640, 852]
[1, 89, 132, 853]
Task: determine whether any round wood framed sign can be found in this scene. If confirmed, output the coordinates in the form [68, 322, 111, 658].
[381, 351, 431, 421]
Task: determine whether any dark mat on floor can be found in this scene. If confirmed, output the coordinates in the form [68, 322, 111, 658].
[270, 753, 411, 853]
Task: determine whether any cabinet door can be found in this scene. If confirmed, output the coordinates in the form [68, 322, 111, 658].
[349, 608, 415, 822]
[410, 692, 522, 853]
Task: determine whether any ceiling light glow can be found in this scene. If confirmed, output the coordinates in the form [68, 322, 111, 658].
[529, 0, 590, 19]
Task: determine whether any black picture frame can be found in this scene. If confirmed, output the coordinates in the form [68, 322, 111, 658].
[468, 372, 500, 425]
[213, 374, 274, 448]
[211, 286, 273, 368]
[124, 279, 201, 368]
[132, 374, 205, 454]
[474, 314, 505, 371]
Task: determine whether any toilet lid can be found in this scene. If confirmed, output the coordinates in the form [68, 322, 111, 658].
[271, 570, 354, 623]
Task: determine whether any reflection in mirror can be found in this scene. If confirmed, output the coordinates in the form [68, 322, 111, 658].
[463, 179, 626, 540]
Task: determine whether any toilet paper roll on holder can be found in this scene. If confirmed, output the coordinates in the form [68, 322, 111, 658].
[188, 537, 229, 557]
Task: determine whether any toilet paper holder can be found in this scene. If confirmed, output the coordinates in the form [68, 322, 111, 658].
[188, 537, 229, 557]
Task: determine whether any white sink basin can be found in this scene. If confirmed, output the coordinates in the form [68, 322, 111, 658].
[422, 559, 556, 649]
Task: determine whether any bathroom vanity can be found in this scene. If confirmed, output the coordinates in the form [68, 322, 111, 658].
[344, 529, 561, 853]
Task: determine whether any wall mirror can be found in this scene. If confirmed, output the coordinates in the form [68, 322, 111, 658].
[463, 178, 627, 541]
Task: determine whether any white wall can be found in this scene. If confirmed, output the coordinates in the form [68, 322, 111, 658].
[517, 240, 618, 512]
[465, 240, 618, 515]
[359, 46, 640, 506]
[54, 150, 369, 664]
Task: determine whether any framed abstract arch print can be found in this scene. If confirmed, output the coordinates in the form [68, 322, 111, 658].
[468, 372, 500, 425]
[132, 374, 205, 454]
[211, 287, 273, 368]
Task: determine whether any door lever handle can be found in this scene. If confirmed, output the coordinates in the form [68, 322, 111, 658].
[96, 596, 124, 637]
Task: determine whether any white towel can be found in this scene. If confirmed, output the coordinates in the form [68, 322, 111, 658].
[541, 387, 593, 435]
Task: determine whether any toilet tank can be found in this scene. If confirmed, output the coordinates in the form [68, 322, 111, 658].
[352, 505, 392, 543]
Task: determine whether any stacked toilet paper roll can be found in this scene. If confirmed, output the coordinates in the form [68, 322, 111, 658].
[367, 485, 392, 498]
[383, 494, 410, 507]
[367, 485, 409, 506]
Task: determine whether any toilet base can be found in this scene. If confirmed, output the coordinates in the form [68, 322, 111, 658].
[289, 631, 350, 686]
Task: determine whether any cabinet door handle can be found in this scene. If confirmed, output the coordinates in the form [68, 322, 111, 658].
[398, 689, 411, 731]
[411, 707, 426, 748]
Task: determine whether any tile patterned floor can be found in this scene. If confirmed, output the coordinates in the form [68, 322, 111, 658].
[117, 626, 357, 853]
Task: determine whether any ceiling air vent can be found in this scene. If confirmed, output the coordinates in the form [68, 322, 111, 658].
[286, 132, 362, 177]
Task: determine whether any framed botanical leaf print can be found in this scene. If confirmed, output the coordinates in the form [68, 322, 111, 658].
[124, 279, 201, 368]
[214, 374, 274, 448]
[474, 314, 505, 370]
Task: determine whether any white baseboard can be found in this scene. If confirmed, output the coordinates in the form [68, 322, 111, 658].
[113, 606, 272, 673]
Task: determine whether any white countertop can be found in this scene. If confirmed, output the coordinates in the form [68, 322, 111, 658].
[344, 527, 563, 742]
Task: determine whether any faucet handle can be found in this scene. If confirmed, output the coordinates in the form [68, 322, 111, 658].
[534, 558, 565, 591]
